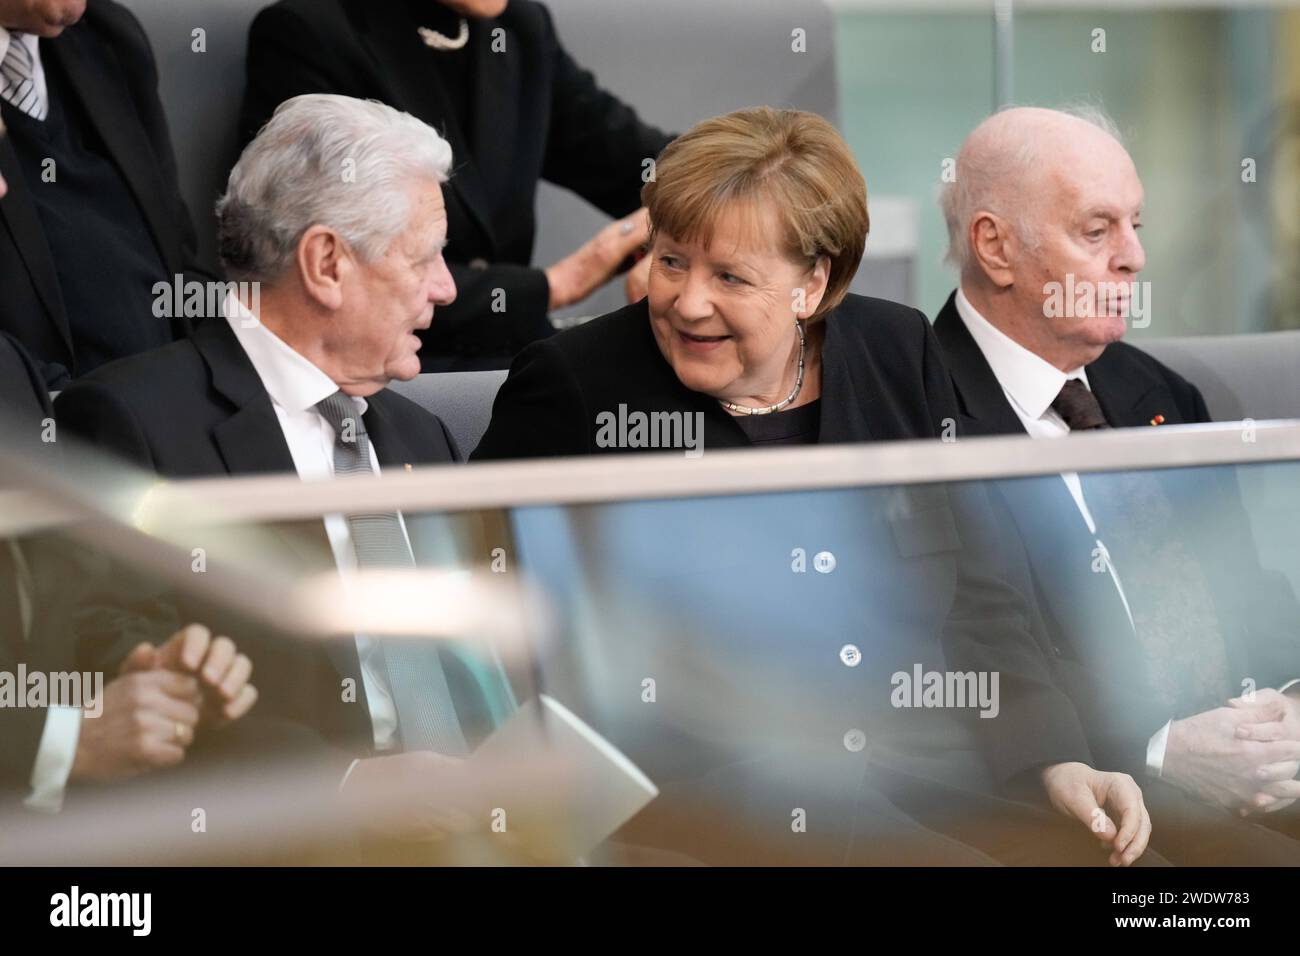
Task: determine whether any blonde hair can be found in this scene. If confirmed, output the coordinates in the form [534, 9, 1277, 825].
[642, 107, 868, 320]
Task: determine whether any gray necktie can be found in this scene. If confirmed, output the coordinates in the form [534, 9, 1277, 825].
[316, 390, 468, 755]
[1, 34, 46, 121]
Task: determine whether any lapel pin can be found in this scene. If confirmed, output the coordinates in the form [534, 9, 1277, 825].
[1149, 414, 1165, 426]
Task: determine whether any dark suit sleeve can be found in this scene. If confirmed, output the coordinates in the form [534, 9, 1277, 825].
[53, 382, 156, 470]
[425, 262, 554, 359]
[0, 706, 48, 796]
[942, 481, 1096, 794]
[535, 4, 673, 217]
[470, 336, 590, 460]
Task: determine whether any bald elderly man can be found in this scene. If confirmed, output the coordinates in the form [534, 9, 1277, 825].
[935, 106, 1300, 864]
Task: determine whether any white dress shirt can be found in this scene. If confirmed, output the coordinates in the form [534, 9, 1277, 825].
[0, 29, 49, 119]
[951, 289, 1179, 770]
[225, 299, 409, 752]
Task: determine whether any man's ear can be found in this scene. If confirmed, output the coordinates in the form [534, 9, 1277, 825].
[296, 225, 348, 310]
[796, 255, 832, 319]
[969, 212, 1016, 289]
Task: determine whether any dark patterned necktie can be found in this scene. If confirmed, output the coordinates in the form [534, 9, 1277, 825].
[316, 391, 469, 754]
[1051, 380, 1233, 713]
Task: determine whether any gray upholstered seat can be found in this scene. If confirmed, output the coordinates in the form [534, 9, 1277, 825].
[388, 371, 507, 457]
[1140, 330, 1300, 423]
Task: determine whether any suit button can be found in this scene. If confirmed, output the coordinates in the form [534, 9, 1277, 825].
[469, 257, 489, 270]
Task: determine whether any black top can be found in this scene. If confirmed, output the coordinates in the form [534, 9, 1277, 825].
[241, 0, 674, 370]
[731, 399, 821, 446]
[404, 0, 475, 140]
[472, 294, 960, 460]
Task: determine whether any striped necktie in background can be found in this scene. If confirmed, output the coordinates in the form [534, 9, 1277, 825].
[1, 33, 47, 121]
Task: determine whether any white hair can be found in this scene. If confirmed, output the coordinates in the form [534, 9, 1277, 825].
[939, 104, 1124, 272]
[217, 94, 453, 283]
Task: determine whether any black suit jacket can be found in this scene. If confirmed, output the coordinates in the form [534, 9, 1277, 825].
[473, 294, 960, 458]
[0, 332, 57, 794]
[240, 0, 673, 370]
[0, 0, 205, 388]
[52, 319, 460, 758]
[934, 290, 1300, 775]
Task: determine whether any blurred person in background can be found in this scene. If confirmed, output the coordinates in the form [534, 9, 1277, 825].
[0, 322, 255, 814]
[240, 0, 673, 371]
[0, 0, 209, 389]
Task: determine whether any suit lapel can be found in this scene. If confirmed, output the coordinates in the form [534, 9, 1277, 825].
[354, 4, 498, 249]
[47, 27, 182, 275]
[364, 394, 420, 471]
[817, 316, 874, 445]
[1086, 347, 1179, 428]
[193, 319, 365, 684]
[191, 319, 296, 476]
[0, 135, 72, 353]
[932, 292, 1026, 437]
[466, 17, 519, 224]
[0, 135, 70, 356]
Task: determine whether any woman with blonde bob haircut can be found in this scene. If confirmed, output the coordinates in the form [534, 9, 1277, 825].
[474, 106, 956, 456]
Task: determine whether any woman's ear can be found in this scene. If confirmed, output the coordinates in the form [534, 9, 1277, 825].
[795, 255, 832, 319]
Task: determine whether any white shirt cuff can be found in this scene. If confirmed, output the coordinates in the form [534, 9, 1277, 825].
[25, 706, 82, 814]
[1146, 719, 1172, 778]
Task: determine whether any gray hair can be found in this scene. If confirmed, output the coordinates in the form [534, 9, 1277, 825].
[939, 104, 1124, 272]
[217, 94, 453, 283]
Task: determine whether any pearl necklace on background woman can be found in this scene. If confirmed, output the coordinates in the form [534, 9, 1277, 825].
[418, 19, 470, 51]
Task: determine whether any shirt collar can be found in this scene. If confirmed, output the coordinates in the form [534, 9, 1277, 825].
[954, 286, 1090, 421]
[224, 295, 367, 417]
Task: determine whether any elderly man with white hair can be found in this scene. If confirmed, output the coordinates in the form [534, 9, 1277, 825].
[54, 94, 506, 851]
[935, 105, 1300, 864]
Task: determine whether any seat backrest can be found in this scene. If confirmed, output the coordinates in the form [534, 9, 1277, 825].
[388, 370, 508, 457]
[1139, 330, 1300, 422]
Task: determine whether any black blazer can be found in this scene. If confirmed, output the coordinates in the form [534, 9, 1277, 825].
[0, 332, 57, 794]
[934, 290, 1300, 774]
[240, 0, 673, 370]
[52, 319, 460, 759]
[473, 294, 960, 458]
[0, 0, 204, 388]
